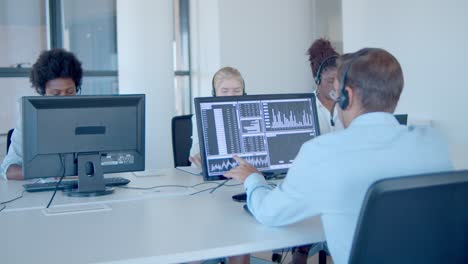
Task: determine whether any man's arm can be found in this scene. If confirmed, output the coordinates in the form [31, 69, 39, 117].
[226, 149, 325, 227]
[243, 172, 316, 226]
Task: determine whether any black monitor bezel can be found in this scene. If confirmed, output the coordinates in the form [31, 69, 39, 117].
[194, 93, 320, 181]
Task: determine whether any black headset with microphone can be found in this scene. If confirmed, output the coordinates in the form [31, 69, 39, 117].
[330, 49, 373, 126]
[336, 60, 352, 111]
[314, 55, 338, 85]
[329, 54, 354, 126]
[212, 74, 246, 97]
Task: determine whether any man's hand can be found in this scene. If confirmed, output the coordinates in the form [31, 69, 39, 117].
[224, 156, 260, 183]
[189, 153, 202, 167]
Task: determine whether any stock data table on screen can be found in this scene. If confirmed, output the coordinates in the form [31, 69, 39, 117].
[0, 168, 324, 264]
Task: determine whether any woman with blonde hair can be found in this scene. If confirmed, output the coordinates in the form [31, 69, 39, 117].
[189, 66, 246, 167]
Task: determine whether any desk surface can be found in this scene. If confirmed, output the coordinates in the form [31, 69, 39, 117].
[0, 169, 324, 263]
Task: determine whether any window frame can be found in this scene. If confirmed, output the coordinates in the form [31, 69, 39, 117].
[0, 0, 118, 79]
[173, 0, 192, 115]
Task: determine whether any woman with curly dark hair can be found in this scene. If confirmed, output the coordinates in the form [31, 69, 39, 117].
[308, 38, 344, 134]
[1, 49, 83, 180]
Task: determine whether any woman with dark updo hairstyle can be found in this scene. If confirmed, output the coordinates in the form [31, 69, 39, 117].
[288, 39, 344, 264]
[308, 38, 344, 134]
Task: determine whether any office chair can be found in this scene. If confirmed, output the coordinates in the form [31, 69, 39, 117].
[349, 170, 468, 264]
[171, 114, 193, 167]
[6, 128, 14, 153]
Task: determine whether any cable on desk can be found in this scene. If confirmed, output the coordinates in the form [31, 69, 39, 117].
[191, 179, 238, 195]
[189, 187, 217, 196]
[209, 179, 230, 193]
[117, 178, 248, 196]
[224, 182, 243, 187]
[0, 189, 26, 213]
[115, 181, 222, 190]
[46, 154, 66, 208]
[280, 249, 290, 264]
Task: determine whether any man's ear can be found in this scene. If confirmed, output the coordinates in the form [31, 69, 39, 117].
[343, 86, 354, 110]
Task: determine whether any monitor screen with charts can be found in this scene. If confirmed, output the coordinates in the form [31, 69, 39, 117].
[194, 93, 320, 180]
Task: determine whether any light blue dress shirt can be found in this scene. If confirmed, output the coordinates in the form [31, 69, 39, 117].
[243, 112, 453, 264]
[1, 115, 22, 180]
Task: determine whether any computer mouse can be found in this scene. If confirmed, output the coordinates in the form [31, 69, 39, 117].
[232, 192, 247, 203]
[85, 161, 95, 176]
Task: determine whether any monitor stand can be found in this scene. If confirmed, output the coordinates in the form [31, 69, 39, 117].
[63, 153, 114, 197]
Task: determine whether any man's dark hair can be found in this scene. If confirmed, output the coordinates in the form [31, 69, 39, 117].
[336, 48, 404, 113]
[30, 49, 83, 95]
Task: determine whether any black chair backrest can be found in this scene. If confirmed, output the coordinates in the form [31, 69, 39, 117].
[394, 114, 408, 125]
[6, 128, 14, 154]
[171, 114, 193, 167]
[349, 170, 468, 264]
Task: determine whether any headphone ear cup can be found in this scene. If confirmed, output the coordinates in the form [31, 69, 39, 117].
[315, 75, 321, 85]
[242, 79, 246, 95]
[338, 88, 349, 109]
[212, 75, 216, 97]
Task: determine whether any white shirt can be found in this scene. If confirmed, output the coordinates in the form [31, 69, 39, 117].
[243, 112, 453, 264]
[1, 111, 22, 180]
[189, 114, 199, 159]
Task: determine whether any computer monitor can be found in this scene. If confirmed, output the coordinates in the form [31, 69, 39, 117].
[22, 94, 145, 196]
[194, 93, 320, 180]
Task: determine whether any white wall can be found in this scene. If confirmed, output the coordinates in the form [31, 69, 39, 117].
[219, 0, 315, 95]
[117, 0, 175, 169]
[0, 0, 46, 134]
[342, 0, 468, 169]
[314, 0, 342, 52]
[191, 0, 317, 97]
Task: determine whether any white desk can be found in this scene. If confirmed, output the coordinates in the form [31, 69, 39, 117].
[0, 169, 324, 263]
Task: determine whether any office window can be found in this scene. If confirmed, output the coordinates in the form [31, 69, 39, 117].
[0, 0, 46, 136]
[60, 0, 118, 71]
[0, 0, 118, 135]
[56, 0, 118, 94]
[81, 76, 118, 95]
[0, 0, 46, 72]
[173, 0, 192, 115]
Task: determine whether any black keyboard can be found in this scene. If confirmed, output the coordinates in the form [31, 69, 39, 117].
[23, 177, 130, 192]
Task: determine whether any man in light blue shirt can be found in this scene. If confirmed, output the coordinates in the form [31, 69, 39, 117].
[225, 48, 453, 264]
